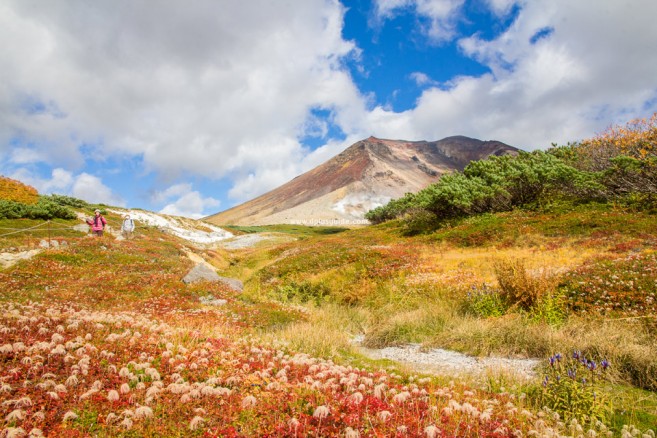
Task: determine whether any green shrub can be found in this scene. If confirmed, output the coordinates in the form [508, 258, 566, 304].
[460, 284, 507, 318]
[527, 291, 567, 326]
[366, 151, 600, 224]
[0, 200, 28, 219]
[273, 281, 331, 305]
[0, 196, 77, 220]
[400, 208, 439, 235]
[42, 194, 88, 208]
[540, 351, 612, 426]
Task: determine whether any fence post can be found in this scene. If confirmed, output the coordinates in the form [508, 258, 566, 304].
[48, 220, 51, 249]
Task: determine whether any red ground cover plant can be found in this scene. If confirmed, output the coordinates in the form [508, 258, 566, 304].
[0, 233, 605, 436]
[561, 252, 657, 316]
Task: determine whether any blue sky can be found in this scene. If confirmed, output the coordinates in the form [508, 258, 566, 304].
[1, 0, 657, 218]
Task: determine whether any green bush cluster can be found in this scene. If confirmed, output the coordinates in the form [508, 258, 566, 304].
[366, 123, 657, 231]
[460, 284, 507, 318]
[273, 281, 331, 305]
[0, 196, 79, 220]
[366, 151, 601, 231]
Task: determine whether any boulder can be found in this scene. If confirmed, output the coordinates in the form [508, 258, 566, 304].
[182, 263, 243, 292]
[73, 224, 90, 233]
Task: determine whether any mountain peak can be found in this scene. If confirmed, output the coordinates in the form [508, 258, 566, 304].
[205, 136, 519, 226]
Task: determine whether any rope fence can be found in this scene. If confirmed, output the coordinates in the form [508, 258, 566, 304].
[0, 218, 152, 239]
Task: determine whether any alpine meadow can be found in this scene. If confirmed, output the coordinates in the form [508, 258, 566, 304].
[1, 115, 656, 436]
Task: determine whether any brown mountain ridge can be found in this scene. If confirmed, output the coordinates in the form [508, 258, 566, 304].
[205, 136, 518, 226]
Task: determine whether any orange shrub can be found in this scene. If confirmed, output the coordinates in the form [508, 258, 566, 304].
[577, 112, 657, 170]
[0, 175, 39, 204]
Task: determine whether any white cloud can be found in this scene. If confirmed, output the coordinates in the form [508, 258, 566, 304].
[42, 168, 74, 193]
[374, 0, 465, 42]
[9, 167, 124, 206]
[409, 72, 435, 87]
[151, 183, 194, 204]
[364, 0, 657, 150]
[0, 0, 364, 202]
[2, 0, 656, 211]
[159, 190, 220, 219]
[71, 173, 125, 206]
[483, 0, 520, 17]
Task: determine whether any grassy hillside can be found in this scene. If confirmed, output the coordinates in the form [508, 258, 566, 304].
[2, 203, 655, 436]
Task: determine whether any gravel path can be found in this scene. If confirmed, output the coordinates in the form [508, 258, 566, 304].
[219, 233, 276, 249]
[354, 337, 540, 380]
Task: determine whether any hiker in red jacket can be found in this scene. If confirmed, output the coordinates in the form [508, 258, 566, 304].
[88, 209, 107, 236]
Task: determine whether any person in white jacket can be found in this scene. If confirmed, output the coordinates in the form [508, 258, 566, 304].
[121, 214, 135, 239]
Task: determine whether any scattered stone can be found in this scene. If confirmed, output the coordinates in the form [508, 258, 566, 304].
[183, 263, 221, 283]
[73, 224, 90, 233]
[0, 249, 41, 269]
[39, 240, 50, 248]
[51, 240, 60, 249]
[199, 295, 228, 306]
[216, 276, 244, 292]
[182, 263, 243, 292]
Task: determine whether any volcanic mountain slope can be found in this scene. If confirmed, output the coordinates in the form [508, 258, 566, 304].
[205, 136, 518, 226]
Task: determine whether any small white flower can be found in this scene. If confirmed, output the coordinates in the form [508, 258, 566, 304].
[121, 417, 133, 430]
[62, 411, 78, 422]
[65, 374, 79, 387]
[393, 391, 411, 404]
[313, 405, 330, 420]
[377, 410, 392, 422]
[120, 383, 131, 394]
[348, 391, 364, 404]
[345, 427, 360, 438]
[241, 395, 257, 408]
[107, 390, 120, 402]
[105, 413, 120, 424]
[6, 408, 25, 422]
[424, 425, 440, 438]
[288, 417, 300, 429]
[189, 416, 205, 431]
[134, 406, 154, 419]
[4, 427, 26, 438]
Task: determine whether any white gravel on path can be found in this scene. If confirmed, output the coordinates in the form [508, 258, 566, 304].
[354, 337, 541, 380]
[219, 233, 275, 249]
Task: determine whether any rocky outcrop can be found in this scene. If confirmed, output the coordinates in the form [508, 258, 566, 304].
[182, 263, 243, 292]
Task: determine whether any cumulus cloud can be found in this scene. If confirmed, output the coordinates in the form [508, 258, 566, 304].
[1, 0, 656, 211]
[153, 183, 220, 219]
[10, 167, 124, 206]
[364, 0, 657, 150]
[374, 0, 465, 42]
[71, 173, 125, 206]
[0, 0, 364, 202]
[409, 72, 436, 87]
[159, 191, 220, 220]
